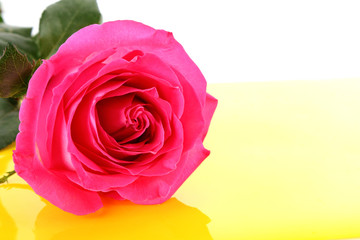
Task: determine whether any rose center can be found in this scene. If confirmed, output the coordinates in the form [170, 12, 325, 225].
[96, 95, 151, 143]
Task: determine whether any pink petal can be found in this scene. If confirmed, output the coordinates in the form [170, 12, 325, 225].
[202, 93, 218, 140]
[115, 138, 209, 204]
[66, 155, 138, 192]
[13, 151, 102, 215]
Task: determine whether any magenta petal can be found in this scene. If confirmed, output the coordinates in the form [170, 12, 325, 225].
[52, 21, 174, 65]
[136, 116, 184, 176]
[99, 191, 125, 201]
[14, 61, 53, 157]
[53, 21, 206, 105]
[14, 62, 104, 216]
[13, 153, 102, 215]
[115, 139, 209, 204]
[174, 69, 206, 151]
[67, 156, 138, 191]
[96, 94, 135, 136]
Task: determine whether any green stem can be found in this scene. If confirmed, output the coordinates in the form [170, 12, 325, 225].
[0, 170, 16, 184]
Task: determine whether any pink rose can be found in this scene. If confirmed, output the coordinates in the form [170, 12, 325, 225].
[13, 20, 217, 215]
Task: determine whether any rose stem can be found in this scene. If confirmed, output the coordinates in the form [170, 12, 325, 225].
[0, 170, 16, 184]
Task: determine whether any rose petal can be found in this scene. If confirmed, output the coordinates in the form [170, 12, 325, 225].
[66, 154, 138, 192]
[52, 21, 174, 65]
[14, 151, 102, 215]
[172, 68, 206, 151]
[115, 139, 209, 204]
[201, 93, 218, 140]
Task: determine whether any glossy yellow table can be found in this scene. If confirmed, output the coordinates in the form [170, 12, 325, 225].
[2, 80, 360, 240]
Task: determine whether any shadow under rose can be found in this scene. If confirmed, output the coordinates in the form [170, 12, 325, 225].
[34, 198, 213, 240]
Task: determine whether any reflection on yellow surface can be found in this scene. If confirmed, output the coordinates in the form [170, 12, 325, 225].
[0, 181, 211, 240]
[0, 197, 16, 240]
[35, 198, 211, 240]
[0, 144, 211, 240]
[3, 80, 360, 239]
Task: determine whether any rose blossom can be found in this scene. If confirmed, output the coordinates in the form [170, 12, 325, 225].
[13, 20, 217, 215]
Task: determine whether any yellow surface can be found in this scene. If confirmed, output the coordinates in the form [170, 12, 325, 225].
[2, 80, 360, 240]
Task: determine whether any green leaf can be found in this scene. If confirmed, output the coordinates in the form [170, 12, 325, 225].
[0, 44, 33, 98]
[0, 32, 38, 59]
[0, 98, 19, 149]
[0, 3, 4, 23]
[37, 0, 101, 59]
[0, 23, 32, 37]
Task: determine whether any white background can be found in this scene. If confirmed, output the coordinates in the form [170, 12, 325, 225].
[2, 0, 360, 84]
